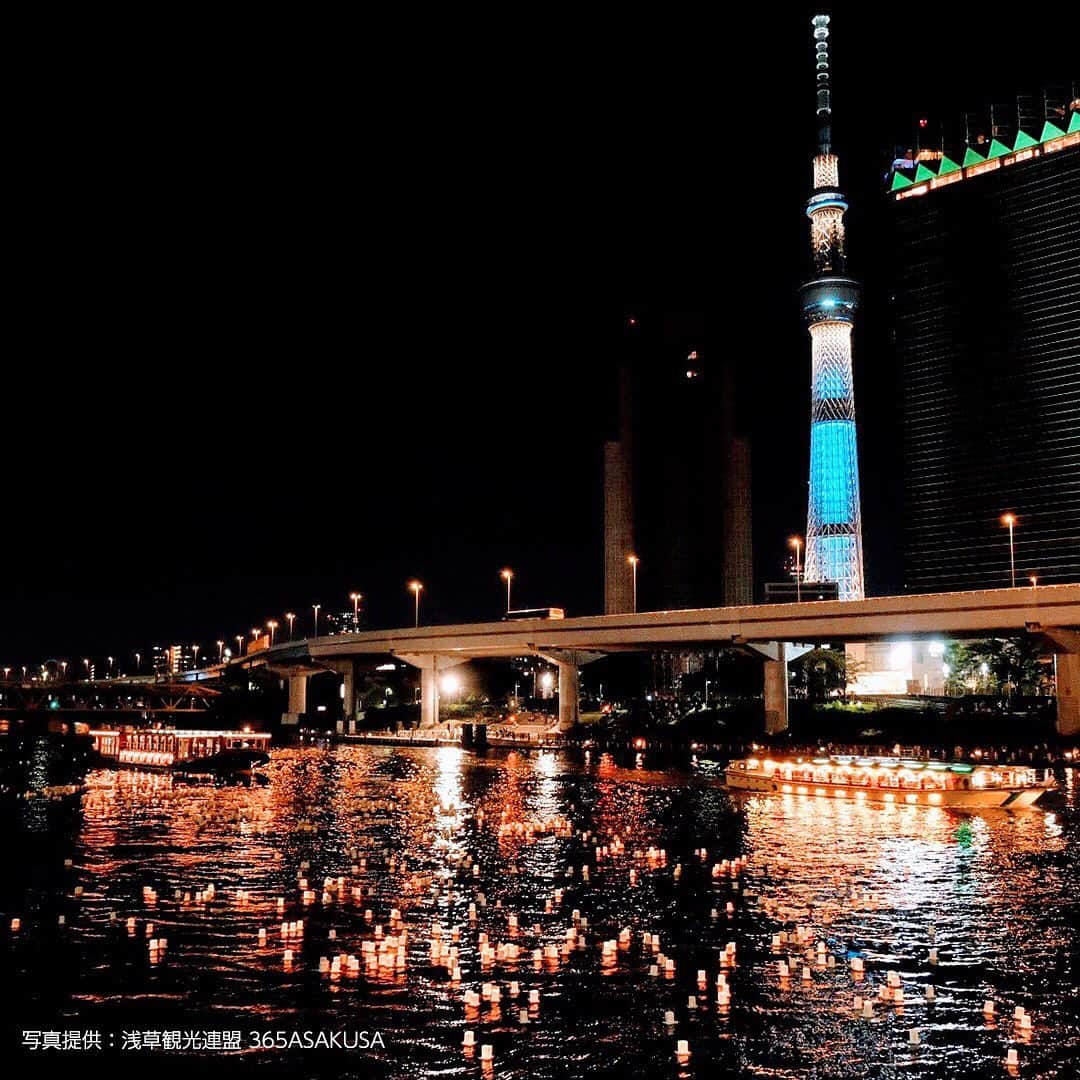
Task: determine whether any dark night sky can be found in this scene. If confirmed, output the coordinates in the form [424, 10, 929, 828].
[3, 4, 1075, 668]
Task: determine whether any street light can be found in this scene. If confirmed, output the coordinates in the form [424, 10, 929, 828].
[236, 634, 244, 658]
[60, 660, 68, 679]
[501, 569, 513, 614]
[349, 592, 362, 631]
[1030, 575, 1038, 590]
[789, 536, 803, 602]
[1001, 513, 1017, 587]
[216, 640, 224, 662]
[267, 620, 278, 645]
[107, 656, 114, 678]
[312, 604, 321, 638]
[409, 581, 423, 627]
[83, 658, 91, 680]
[286, 612, 296, 640]
[192, 645, 200, 669]
[134, 652, 141, 672]
[628, 555, 640, 613]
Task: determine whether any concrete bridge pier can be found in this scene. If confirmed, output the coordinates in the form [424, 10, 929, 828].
[398, 653, 470, 728]
[1036, 630, 1080, 737]
[538, 650, 604, 732]
[1054, 649, 1079, 736]
[326, 659, 358, 734]
[283, 674, 307, 726]
[557, 658, 579, 731]
[749, 642, 811, 735]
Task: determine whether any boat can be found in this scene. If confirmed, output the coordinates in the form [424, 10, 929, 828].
[88, 726, 271, 775]
[723, 753, 1055, 808]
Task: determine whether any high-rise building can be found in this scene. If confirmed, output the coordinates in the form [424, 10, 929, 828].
[603, 363, 635, 614]
[602, 315, 752, 613]
[889, 104, 1080, 591]
[801, 14, 866, 602]
[152, 644, 193, 676]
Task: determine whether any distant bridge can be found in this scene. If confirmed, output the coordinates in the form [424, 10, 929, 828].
[0, 679, 220, 715]
[232, 585, 1080, 735]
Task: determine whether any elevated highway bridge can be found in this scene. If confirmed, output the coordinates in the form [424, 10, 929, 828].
[230, 585, 1080, 735]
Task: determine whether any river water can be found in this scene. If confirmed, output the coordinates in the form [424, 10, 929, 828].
[2, 744, 1078, 1077]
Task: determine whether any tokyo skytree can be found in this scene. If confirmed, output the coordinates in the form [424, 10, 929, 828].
[801, 13, 865, 600]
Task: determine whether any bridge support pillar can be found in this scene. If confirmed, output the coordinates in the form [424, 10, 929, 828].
[326, 659, 357, 733]
[748, 642, 811, 735]
[342, 665, 355, 733]
[556, 658, 579, 732]
[283, 674, 307, 726]
[419, 659, 439, 729]
[397, 653, 471, 729]
[763, 645, 790, 735]
[537, 650, 605, 733]
[1055, 651, 1080, 737]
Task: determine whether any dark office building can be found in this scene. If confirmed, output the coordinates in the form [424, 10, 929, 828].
[603, 315, 752, 612]
[891, 124, 1080, 592]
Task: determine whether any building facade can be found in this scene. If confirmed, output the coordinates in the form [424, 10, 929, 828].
[891, 116, 1080, 591]
[603, 315, 753, 614]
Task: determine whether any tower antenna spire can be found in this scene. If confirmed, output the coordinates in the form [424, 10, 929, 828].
[812, 14, 832, 154]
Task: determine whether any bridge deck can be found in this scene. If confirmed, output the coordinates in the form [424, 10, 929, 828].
[237, 585, 1080, 664]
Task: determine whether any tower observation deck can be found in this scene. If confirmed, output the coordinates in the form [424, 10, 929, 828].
[801, 13, 865, 600]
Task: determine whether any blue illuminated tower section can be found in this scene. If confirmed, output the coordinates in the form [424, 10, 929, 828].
[801, 14, 865, 600]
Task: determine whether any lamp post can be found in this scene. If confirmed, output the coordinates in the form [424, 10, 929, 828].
[501, 569, 513, 614]
[409, 581, 423, 627]
[134, 653, 141, 672]
[312, 604, 321, 639]
[267, 620, 278, 646]
[1030, 575, 1038, 590]
[286, 612, 296, 640]
[192, 645, 200, 669]
[790, 536, 803, 602]
[349, 592, 362, 631]
[236, 634, 244, 658]
[60, 660, 68, 679]
[83, 658, 91, 680]
[628, 555, 639, 613]
[107, 656, 114, 678]
[1001, 513, 1017, 587]
[216, 640, 224, 662]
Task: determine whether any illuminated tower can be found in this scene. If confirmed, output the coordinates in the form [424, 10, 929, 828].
[801, 13, 865, 600]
